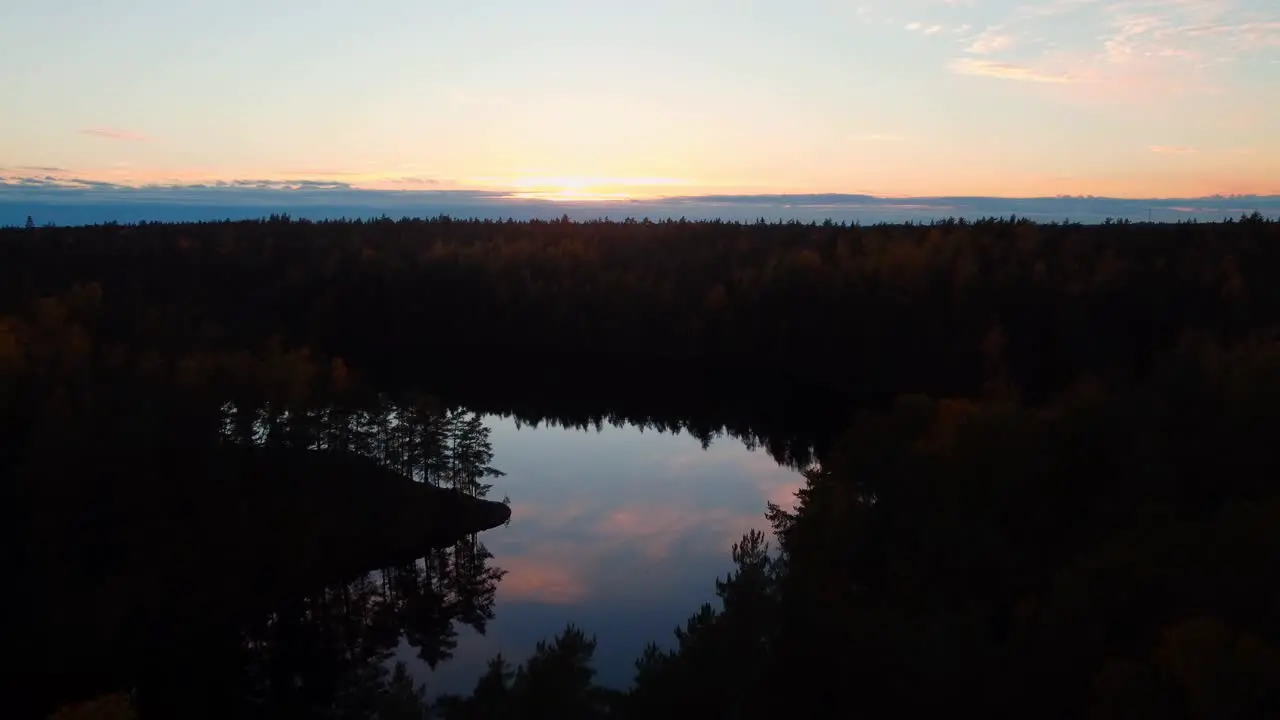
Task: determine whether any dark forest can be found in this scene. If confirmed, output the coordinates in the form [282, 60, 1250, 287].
[6, 213, 1280, 719]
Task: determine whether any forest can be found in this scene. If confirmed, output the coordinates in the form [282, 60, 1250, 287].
[5, 213, 1280, 719]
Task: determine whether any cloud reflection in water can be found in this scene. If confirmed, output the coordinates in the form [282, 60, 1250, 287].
[410, 415, 803, 694]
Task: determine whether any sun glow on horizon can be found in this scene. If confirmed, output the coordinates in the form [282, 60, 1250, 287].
[472, 175, 700, 202]
[4, 165, 1279, 202]
[507, 189, 633, 202]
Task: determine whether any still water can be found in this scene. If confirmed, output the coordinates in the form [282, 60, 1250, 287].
[405, 414, 804, 696]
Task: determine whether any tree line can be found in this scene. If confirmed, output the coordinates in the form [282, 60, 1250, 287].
[10, 213, 1280, 718]
[3, 213, 1277, 403]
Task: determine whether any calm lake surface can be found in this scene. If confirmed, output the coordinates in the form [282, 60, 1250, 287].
[403, 414, 804, 696]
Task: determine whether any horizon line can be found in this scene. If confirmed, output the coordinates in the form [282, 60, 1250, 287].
[1, 178, 1278, 204]
[7, 214, 1277, 231]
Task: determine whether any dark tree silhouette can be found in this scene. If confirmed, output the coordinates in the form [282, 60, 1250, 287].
[9, 214, 1280, 718]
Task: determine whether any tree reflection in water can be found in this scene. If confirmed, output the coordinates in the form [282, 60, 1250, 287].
[209, 399, 508, 719]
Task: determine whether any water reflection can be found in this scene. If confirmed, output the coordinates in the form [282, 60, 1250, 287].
[420, 416, 803, 694]
[226, 542, 505, 718]
[26, 387, 810, 717]
[173, 400, 512, 715]
[20, 393, 511, 718]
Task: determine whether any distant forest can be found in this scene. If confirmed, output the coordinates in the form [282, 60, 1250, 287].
[6, 213, 1280, 718]
[4, 212, 1278, 399]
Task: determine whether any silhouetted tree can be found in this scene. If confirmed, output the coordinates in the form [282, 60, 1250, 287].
[12, 214, 1280, 718]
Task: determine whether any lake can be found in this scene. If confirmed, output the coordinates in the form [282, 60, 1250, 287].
[16, 384, 826, 716]
[400, 414, 805, 696]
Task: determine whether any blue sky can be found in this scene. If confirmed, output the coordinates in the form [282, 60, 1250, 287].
[2, 0, 1278, 201]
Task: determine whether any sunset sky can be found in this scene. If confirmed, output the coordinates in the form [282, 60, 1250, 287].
[3, 0, 1278, 199]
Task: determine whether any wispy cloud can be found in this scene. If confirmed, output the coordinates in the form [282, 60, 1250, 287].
[1096, 5, 1270, 67]
[1103, 13, 1167, 63]
[1177, 20, 1280, 46]
[944, 0, 1279, 98]
[1149, 145, 1198, 154]
[966, 28, 1016, 54]
[1018, 0, 1104, 22]
[80, 127, 148, 141]
[949, 57, 1078, 83]
[905, 21, 952, 36]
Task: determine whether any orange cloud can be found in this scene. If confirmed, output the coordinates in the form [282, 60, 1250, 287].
[949, 58, 1078, 83]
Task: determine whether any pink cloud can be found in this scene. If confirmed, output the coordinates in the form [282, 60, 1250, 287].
[591, 504, 749, 561]
[1149, 145, 1197, 154]
[761, 475, 804, 512]
[497, 475, 793, 603]
[499, 553, 589, 604]
[493, 502, 752, 604]
[79, 127, 148, 141]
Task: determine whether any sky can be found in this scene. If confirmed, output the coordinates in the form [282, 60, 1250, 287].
[2, 0, 1278, 202]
